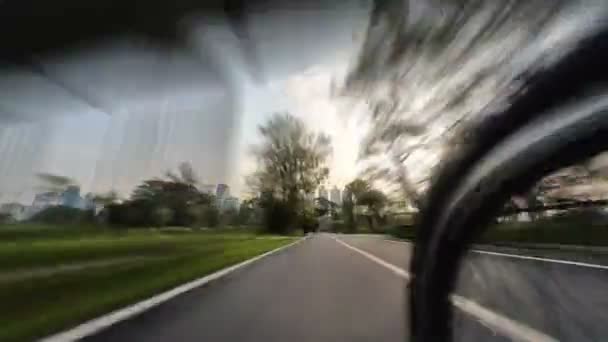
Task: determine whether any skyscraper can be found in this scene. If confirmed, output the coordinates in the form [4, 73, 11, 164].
[216, 184, 230, 199]
[222, 196, 240, 212]
[61, 185, 82, 208]
[330, 186, 341, 204]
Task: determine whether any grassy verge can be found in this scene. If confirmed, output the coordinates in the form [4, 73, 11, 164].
[480, 221, 608, 246]
[386, 218, 608, 246]
[0, 224, 295, 342]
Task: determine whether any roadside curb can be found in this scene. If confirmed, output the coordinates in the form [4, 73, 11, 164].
[40, 236, 308, 342]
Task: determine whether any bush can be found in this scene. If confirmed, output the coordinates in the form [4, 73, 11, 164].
[30, 206, 94, 225]
[0, 213, 14, 224]
[202, 205, 220, 228]
[331, 220, 347, 233]
[387, 225, 417, 240]
[151, 206, 173, 227]
[259, 195, 295, 234]
[105, 200, 154, 227]
[298, 209, 318, 234]
[482, 218, 608, 246]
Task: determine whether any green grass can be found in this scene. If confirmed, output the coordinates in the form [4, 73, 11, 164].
[480, 220, 608, 246]
[0, 224, 295, 342]
[386, 215, 608, 246]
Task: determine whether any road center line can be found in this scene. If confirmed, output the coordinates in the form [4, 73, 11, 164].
[382, 237, 608, 270]
[332, 236, 558, 342]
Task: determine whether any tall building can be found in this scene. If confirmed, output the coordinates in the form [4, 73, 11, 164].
[222, 196, 240, 212]
[61, 185, 82, 208]
[330, 186, 341, 204]
[216, 184, 230, 199]
[318, 186, 328, 200]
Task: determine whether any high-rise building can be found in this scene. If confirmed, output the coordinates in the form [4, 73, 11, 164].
[216, 184, 230, 199]
[61, 185, 82, 208]
[330, 186, 341, 204]
[318, 186, 328, 200]
[222, 196, 240, 212]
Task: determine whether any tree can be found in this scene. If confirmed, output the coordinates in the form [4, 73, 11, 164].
[247, 112, 332, 233]
[36, 173, 75, 194]
[235, 199, 256, 225]
[165, 162, 199, 186]
[105, 162, 213, 227]
[342, 188, 356, 233]
[92, 190, 120, 206]
[346, 179, 371, 203]
[0, 212, 14, 224]
[343, 179, 372, 233]
[151, 206, 173, 227]
[357, 189, 388, 231]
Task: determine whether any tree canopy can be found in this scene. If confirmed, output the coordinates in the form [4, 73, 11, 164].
[247, 112, 332, 233]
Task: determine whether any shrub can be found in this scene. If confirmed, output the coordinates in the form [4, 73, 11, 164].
[30, 206, 94, 225]
[331, 220, 347, 233]
[151, 206, 173, 227]
[202, 205, 220, 228]
[260, 197, 295, 234]
[0, 212, 14, 224]
[387, 225, 417, 240]
[298, 209, 318, 234]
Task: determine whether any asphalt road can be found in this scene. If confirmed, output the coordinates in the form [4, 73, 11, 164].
[83, 233, 608, 341]
[342, 235, 608, 341]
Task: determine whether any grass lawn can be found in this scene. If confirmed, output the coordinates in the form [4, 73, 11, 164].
[0, 224, 296, 342]
[386, 216, 608, 246]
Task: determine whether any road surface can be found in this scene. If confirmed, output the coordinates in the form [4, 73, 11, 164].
[83, 234, 608, 341]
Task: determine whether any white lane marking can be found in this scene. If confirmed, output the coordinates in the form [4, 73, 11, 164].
[450, 295, 557, 342]
[333, 238, 410, 280]
[472, 250, 608, 270]
[332, 236, 558, 342]
[382, 238, 608, 270]
[40, 237, 307, 342]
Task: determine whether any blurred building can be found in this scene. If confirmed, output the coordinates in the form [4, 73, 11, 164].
[61, 185, 83, 208]
[222, 196, 240, 212]
[318, 186, 328, 200]
[216, 184, 230, 199]
[330, 186, 341, 204]
[83, 193, 97, 211]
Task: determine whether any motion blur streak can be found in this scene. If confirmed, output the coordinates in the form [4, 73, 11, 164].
[340, 0, 608, 200]
[0, 1, 369, 203]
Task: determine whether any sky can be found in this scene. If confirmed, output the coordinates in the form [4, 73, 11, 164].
[0, 2, 372, 204]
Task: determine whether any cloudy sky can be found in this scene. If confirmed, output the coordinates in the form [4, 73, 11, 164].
[0, 2, 372, 203]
